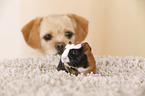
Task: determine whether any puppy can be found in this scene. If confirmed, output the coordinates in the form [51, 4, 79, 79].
[21, 14, 88, 55]
[57, 42, 97, 76]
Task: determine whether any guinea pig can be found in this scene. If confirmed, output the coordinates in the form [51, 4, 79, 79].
[57, 42, 97, 76]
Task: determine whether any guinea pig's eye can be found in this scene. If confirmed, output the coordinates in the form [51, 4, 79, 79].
[71, 50, 79, 55]
[65, 32, 73, 39]
[43, 34, 52, 41]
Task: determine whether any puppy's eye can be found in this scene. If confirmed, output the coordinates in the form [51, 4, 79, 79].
[65, 32, 73, 39]
[43, 34, 52, 41]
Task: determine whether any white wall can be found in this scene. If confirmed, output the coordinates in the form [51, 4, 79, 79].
[0, 0, 22, 59]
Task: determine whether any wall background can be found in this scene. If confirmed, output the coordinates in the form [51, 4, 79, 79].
[0, 0, 21, 59]
[0, 0, 145, 59]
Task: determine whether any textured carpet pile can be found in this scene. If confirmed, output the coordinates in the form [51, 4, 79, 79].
[0, 55, 145, 96]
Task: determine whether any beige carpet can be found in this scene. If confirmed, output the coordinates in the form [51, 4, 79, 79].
[0, 55, 145, 96]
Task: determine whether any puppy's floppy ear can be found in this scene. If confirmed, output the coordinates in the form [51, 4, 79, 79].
[21, 18, 43, 49]
[67, 14, 88, 43]
[82, 42, 91, 53]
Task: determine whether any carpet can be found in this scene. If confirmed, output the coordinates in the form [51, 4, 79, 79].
[0, 55, 145, 96]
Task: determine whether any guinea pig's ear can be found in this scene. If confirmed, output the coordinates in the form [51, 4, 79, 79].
[21, 17, 43, 49]
[67, 14, 88, 43]
[82, 42, 92, 52]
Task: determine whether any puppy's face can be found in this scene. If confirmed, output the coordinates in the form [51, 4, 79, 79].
[39, 15, 76, 55]
[21, 14, 88, 55]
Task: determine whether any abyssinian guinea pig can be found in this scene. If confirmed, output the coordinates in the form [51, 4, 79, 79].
[57, 42, 96, 76]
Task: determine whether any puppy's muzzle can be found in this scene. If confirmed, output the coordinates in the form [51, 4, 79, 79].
[55, 42, 66, 55]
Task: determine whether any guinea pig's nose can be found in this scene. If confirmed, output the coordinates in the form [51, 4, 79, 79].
[55, 42, 66, 54]
[63, 58, 67, 61]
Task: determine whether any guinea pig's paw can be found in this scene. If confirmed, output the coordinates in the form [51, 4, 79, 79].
[69, 68, 80, 76]
[56, 67, 61, 71]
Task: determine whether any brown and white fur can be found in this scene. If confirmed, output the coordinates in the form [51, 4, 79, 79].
[21, 14, 88, 56]
[57, 42, 96, 76]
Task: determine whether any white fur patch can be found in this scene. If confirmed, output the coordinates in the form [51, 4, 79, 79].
[76, 67, 89, 72]
[63, 64, 89, 73]
[61, 43, 82, 64]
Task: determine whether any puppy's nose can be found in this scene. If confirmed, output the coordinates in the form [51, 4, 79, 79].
[55, 42, 65, 49]
[55, 42, 66, 55]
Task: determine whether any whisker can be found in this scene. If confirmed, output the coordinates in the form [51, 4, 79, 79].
[72, 59, 78, 67]
[71, 60, 76, 67]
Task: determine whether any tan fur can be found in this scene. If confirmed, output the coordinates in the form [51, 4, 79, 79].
[21, 18, 43, 49]
[69, 69, 80, 76]
[21, 14, 88, 55]
[65, 65, 80, 76]
[67, 14, 88, 43]
[64, 65, 69, 72]
[82, 42, 97, 74]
